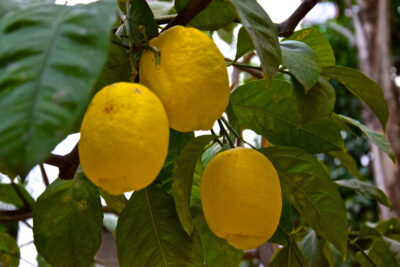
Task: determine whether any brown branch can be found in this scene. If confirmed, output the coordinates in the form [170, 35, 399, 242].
[163, 0, 212, 31]
[0, 210, 33, 223]
[243, 249, 259, 259]
[10, 179, 32, 210]
[277, 0, 320, 37]
[44, 143, 80, 180]
[40, 163, 50, 186]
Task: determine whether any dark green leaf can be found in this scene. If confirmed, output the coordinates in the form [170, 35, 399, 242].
[269, 238, 309, 267]
[172, 135, 214, 235]
[156, 130, 195, 194]
[261, 146, 349, 255]
[376, 218, 400, 242]
[128, 0, 158, 44]
[286, 27, 335, 67]
[93, 34, 131, 93]
[329, 151, 363, 179]
[322, 66, 389, 129]
[0, 233, 19, 267]
[0, 161, 17, 179]
[0, 183, 35, 209]
[175, 0, 237, 31]
[268, 196, 293, 245]
[194, 214, 243, 267]
[356, 227, 400, 267]
[300, 230, 335, 267]
[337, 114, 394, 160]
[235, 26, 254, 60]
[335, 179, 392, 208]
[37, 254, 52, 267]
[99, 188, 127, 214]
[293, 77, 335, 124]
[217, 23, 236, 44]
[0, 0, 117, 175]
[231, 0, 281, 85]
[231, 77, 344, 153]
[116, 186, 203, 267]
[33, 173, 103, 267]
[281, 40, 320, 91]
[0, 0, 54, 18]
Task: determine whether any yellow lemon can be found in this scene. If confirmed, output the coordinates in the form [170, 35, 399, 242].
[79, 82, 169, 195]
[139, 26, 230, 132]
[201, 148, 282, 250]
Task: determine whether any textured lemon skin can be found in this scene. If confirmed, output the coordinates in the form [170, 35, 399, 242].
[79, 82, 169, 195]
[201, 148, 282, 250]
[139, 26, 230, 132]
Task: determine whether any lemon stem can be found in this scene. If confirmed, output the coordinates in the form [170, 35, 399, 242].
[210, 129, 224, 147]
[217, 119, 235, 148]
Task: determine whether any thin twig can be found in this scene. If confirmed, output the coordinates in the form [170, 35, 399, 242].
[349, 239, 377, 267]
[155, 14, 177, 24]
[40, 163, 49, 187]
[217, 119, 235, 148]
[225, 58, 264, 79]
[277, 0, 320, 37]
[9, 179, 32, 210]
[0, 210, 33, 223]
[163, 0, 212, 31]
[210, 129, 224, 147]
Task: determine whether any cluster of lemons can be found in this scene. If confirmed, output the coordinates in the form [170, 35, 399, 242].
[78, 26, 282, 250]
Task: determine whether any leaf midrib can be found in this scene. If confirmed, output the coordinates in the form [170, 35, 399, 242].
[145, 188, 168, 267]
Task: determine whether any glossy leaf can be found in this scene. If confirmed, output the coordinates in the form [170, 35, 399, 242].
[376, 218, 400, 242]
[268, 196, 293, 245]
[356, 227, 400, 267]
[337, 114, 393, 160]
[172, 135, 214, 235]
[148, 1, 174, 17]
[231, 0, 281, 85]
[0, 0, 116, 175]
[33, 173, 103, 267]
[281, 40, 320, 92]
[127, 0, 158, 45]
[286, 27, 335, 67]
[261, 146, 349, 255]
[99, 188, 127, 214]
[175, 0, 237, 31]
[194, 214, 243, 267]
[269, 238, 309, 267]
[300, 230, 335, 267]
[0, 183, 35, 209]
[231, 77, 344, 153]
[329, 151, 363, 179]
[335, 179, 392, 208]
[0, 233, 19, 267]
[322, 66, 389, 129]
[235, 26, 254, 60]
[116, 186, 203, 267]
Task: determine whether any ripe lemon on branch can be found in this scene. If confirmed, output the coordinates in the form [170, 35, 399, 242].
[201, 148, 282, 250]
[139, 26, 230, 132]
[79, 82, 169, 195]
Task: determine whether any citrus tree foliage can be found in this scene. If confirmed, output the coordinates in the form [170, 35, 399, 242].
[0, 0, 399, 266]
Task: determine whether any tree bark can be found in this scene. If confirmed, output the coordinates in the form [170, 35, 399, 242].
[351, 0, 400, 218]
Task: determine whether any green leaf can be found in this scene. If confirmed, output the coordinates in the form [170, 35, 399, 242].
[268, 196, 293, 245]
[33, 173, 103, 267]
[217, 23, 236, 44]
[286, 27, 335, 67]
[0, 233, 19, 267]
[376, 218, 400, 242]
[0, 0, 54, 18]
[299, 230, 335, 267]
[235, 26, 254, 60]
[127, 0, 158, 44]
[335, 179, 392, 208]
[0, 0, 117, 175]
[0, 183, 35, 209]
[116, 186, 203, 267]
[336, 114, 394, 160]
[281, 40, 320, 92]
[322, 66, 389, 129]
[261, 146, 349, 255]
[231, 0, 281, 85]
[156, 130, 195, 194]
[148, 1, 174, 17]
[175, 0, 237, 31]
[93, 34, 131, 93]
[172, 135, 214, 235]
[37, 254, 52, 267]
[269, 238, 309, 267]
[99, 188, 127, 214]
[356, 227, 400, 267]
[329, 151, 363, 179]
[194, 214, 243, 267]
[231, 77, 344, 153]
[293, 77, 336, 124]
